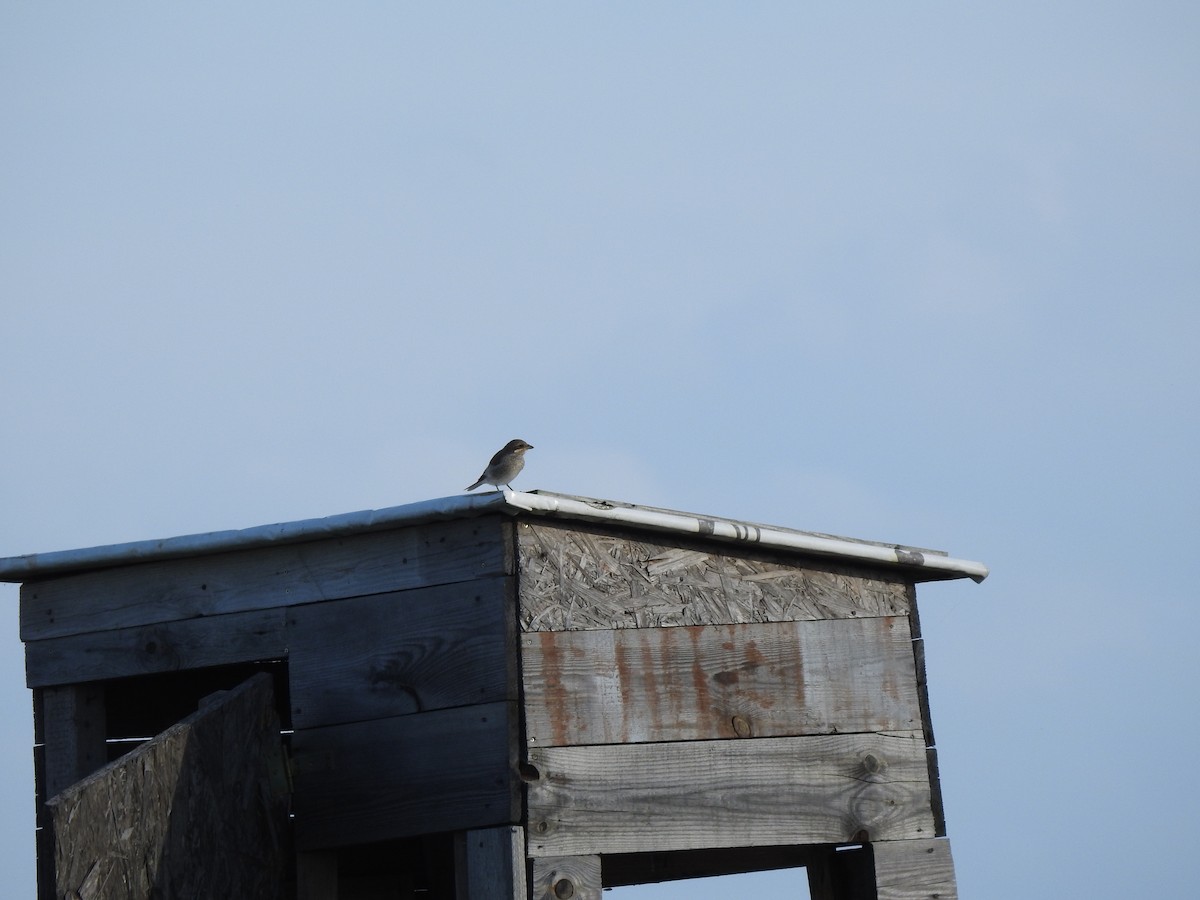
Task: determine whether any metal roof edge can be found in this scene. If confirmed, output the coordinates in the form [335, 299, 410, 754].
[0, 489, 989, 584]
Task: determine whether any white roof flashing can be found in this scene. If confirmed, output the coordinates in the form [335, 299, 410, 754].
[0, 490, 988, 584]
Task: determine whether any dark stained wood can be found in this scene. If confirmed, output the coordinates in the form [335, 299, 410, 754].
[526, 731, 935, 857]
[873, 838, 957, 900]
[288, 577, 516, 729]
[291, 701, 520, 850]
[454, 826, 527, 900]
[21, 516, 513, 641]
[530, 855, 602, 900]
[521, 617, 920, 747]
[518, 521, 911, 632]
[47, 674, 288, 900]
[24, 606, 287, 687]
[37, 684, 107, 801]
[806, 844, 877, 900]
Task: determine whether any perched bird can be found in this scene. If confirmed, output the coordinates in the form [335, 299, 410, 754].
[465, 439, 534, 492]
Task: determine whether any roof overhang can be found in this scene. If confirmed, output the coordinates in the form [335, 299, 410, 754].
[0, 490, 988, 584]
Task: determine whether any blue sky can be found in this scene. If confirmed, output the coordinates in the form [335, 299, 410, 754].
[2, 4, 1197, 897]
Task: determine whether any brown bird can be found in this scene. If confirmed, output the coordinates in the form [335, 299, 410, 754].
[465, 439, 534, 492]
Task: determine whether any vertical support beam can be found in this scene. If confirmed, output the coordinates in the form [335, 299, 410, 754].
[37, 684, 107, 799]
[872, 839, 957, 900]
[455, 826, 527, 900]
[530, 855, 600, 900]
[33, 684, 107, 900]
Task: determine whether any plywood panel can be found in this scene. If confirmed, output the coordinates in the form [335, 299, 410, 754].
[291, 701, 519, 850]
[47, 674, 288, 900]
[521, 617, 920, 747]
[518, 521, 910, 632]
[288, 577, 517, 729]
[526, 731, 934, 857]
[21, 516, 513, 641]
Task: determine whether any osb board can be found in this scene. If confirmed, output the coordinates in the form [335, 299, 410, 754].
[21, 516, 513, 642]
[526, 730, 934, 857]
[521, 617, 920, 747]
[518, 521, 910, 631]
[47, 674, 288, 900]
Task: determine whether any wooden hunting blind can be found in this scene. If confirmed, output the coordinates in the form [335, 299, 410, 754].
[0, 490, 988, 899]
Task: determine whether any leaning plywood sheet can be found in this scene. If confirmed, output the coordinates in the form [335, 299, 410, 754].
[21, 516, 513, 641]
[521, 617, 920, 747]
[518, 521, 910, 632]
[47, 673, 288, 900]
[526, 731, 934, 857]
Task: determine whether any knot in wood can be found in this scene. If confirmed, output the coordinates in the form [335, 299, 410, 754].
[553, 877, 575, 899]
[731, 715, 752, 738]
[860, 752, 887, 776]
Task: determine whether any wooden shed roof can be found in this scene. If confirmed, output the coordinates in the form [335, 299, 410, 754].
[0, 490, 988, 584]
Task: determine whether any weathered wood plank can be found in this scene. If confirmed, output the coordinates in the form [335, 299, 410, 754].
[37, 684, 107, 801]
[526, 732, 935, 857]
[518, 521, 910, 632]
[24, 606, 288, 687]
[454, 826, 527, 900]
[521, 617, 920, 747]
[291, 701, 519, 850]
[288, 577, 516, 729]
[873, 838, 957, 900]
[47, 674, 289, 900]
[530, 855, 602, 900]
[21, 516, 513, 641]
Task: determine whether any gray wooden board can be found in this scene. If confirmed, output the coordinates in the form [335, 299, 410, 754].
[530, 855, 602, 900]
[24, 606, 288, 688]
[526, 731, 935, 857]
[518, 521, 911, 632]
[873, 838, 957, 900]
[290, 700, 519, 850]
[521, 617, 920, 747]
[21, 516, 512, 641]
[288, 577, 517, 729]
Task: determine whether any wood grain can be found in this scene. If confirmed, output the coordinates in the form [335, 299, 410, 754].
[526, 731, 935, 857]
[518, 521, 910, 632]
[21, 516, 512, 641]
[288, 577, 516, 729]
[873, 838, 958, 900]
[25, 606, 288, 687]
[521, 617, 920, 747]
[291, 701, 519, 850]
[47, 674, 289, 900]
[454, 826, 528, 900]
[530, 855, 602, 900]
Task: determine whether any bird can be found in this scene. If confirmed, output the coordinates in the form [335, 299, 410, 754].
[465, 439, 534, 492]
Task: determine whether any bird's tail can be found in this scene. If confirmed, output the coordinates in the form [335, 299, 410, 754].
[465, 479, 485, 491]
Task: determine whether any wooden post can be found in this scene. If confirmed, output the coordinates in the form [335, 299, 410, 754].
[872, 839, 957, 900]
[455, 826, 527, 900]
